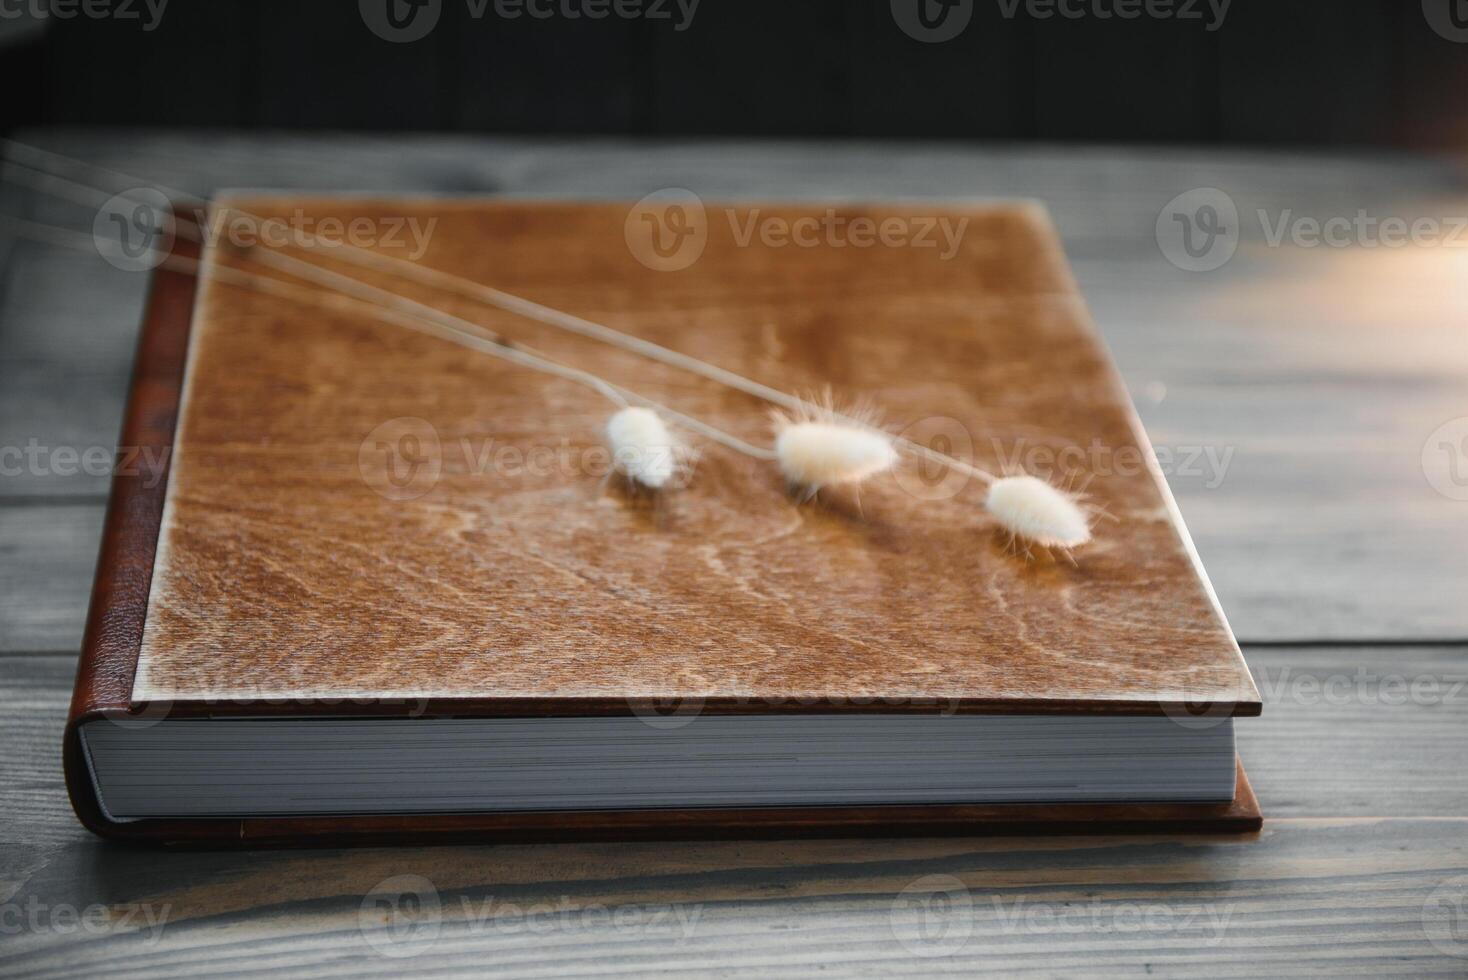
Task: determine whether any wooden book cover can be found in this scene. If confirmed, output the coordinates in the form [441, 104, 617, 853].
[65, 198, 1262, 845]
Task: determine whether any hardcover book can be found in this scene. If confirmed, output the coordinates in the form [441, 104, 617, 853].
[65, 197, 1261, 845]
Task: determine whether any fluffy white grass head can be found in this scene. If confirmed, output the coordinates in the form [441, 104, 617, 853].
[985, 475, 1092, 549]
[606, 407, 679, 490]
[773, 415, 898, 492]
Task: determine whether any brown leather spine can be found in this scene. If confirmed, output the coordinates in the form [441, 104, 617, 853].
[63, 220, 201, 841]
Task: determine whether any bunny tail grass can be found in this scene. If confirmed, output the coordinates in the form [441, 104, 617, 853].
[606, 407, 680, 490]
[985, 475, 1092, 549]
[773, 416, 898, 493]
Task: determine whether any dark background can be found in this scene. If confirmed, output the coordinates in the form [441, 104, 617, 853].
[3, 0, 1468, 148]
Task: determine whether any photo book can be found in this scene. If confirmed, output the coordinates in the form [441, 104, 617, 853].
[65, 197, 1261, 845]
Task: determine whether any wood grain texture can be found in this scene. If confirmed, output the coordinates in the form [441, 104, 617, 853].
[125, 199, 1251, 713]
[0, 215, 151, 500]
[1, 809, 1465, 976]
[6, 132, 1467, 642]
[7, 647, 1468, 973]
[0, 506, 104, 653]
[5, 131, 1468, 975]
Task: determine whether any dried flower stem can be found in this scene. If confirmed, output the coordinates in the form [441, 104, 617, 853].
[0, 138, 995, 486]
[2, 147, 1097, 548]
[0, 212, 777, 462]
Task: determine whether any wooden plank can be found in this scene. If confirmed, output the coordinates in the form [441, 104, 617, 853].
[0, 507, 104, 654]
[14, 132, 1452, 218]
[13, 818, 1468, 974]
[3, 131, 1467, 980]
[1239, 646, 1468, 819]
[1082, 248, 1468, 642]
[0, 811, 1465, 974]
[0, 240, 146, 500]
[0, 654, 77, 845]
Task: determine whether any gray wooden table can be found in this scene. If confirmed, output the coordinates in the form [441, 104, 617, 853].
[2, 131, 1467, 976]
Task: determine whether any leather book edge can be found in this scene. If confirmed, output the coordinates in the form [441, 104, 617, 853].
[64, 215, 202, 841]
